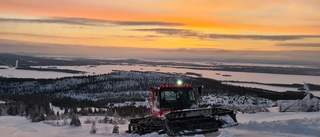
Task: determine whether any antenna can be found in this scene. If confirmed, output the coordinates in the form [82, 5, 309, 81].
[303, 81, 310, 94]
[15, 60, 18, 68]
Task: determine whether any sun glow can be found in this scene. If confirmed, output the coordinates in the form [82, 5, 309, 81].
[0, 0, 319, 61]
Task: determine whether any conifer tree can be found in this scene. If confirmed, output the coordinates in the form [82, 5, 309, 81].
[64, 108, 68, 114]
[90, 121, 97, 134]
[112, 124, 119, 134]
[70, 114, 81, 126]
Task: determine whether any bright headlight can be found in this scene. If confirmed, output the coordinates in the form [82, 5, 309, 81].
[177, 80, 183, 85]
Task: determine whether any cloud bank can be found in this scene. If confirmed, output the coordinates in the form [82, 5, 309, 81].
[132, 28, 320, 41]
[0, 17, 184, 26]
[0, 32, 102, 40]
[277, 43, 320, 47]
[1, 39, 319, 65]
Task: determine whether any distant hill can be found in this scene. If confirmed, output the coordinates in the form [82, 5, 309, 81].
[0, 70, 307, 108]
[1, 53, 319, 76]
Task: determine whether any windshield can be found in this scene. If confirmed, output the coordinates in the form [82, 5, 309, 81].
[160, 88, 196, 110]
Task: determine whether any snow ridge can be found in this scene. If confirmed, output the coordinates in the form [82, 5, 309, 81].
[237, 117, 320, 136]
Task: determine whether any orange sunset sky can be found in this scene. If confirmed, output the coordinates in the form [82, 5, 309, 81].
[0, 0, 320, 64]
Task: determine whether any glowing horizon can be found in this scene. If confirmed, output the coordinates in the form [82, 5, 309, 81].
[1, 0, 320, 64]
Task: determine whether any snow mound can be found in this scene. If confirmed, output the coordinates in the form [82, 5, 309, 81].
[218, 115, 238, 128]
[140, 132, 167, 137]
[192, 135, 205, 137]
[218, 129, 236, 137]
[237, 117, 320, 136]
[0, 126, 19, 137]
[139, 132, 205, 137]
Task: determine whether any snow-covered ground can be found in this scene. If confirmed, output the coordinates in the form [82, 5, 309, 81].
[0, 116, 129, 137]
[226, 107, 320, 137]
[1, 107, 320, 137]
[1, 63, 320, 137]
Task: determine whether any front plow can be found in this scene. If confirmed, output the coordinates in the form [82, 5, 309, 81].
[165, 107, 238, 136]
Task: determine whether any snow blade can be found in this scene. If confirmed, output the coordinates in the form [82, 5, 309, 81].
[165, 107, 238, 136]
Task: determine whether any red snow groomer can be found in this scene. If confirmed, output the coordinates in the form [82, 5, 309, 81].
[127, 81, 238, 136]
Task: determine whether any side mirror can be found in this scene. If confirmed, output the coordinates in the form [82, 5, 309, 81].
[198, 85, 204, 94]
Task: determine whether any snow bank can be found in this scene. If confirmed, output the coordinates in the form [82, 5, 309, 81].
[2, 109, 320, 137]
[278, 93, 319, 112]
[218, 115, 238, 128]
[218, 129, 235, 137]
[140, 132, 167, 137]
[237, 117, 320, 136]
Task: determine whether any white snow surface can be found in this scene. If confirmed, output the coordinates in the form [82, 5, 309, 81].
[218, 130, 235, 137]
[1, 108, 320, 137]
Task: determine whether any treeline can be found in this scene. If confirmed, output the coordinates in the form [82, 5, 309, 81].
[215, 65, 320, 76]
[0, 71, 186, 118]
[55, 106, 149, 118]
[51, 97, 146, 108]
[0, 71, 190, 100]
[224, 81, 320, 91]
[3, 97, 149, 121]
[3, 95, 54, 122]
[1, 71, 308, 109]
[16, 67, 86, 74]
[0, 53, 178, 68]
[193, 77, 308, 100]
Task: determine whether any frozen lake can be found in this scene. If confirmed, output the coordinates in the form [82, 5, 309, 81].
[225, 82, 320, 97]
[1, 65, 319, 85]
[0, 68, 76, 79]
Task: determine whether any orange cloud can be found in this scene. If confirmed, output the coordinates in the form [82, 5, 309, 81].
[1, 0, 320, 54]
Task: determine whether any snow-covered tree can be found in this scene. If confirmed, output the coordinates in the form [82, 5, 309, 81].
[64, 108, 68, 114]
[70, 114, 81, 126]
[112, 124, 119, 134]
[90, 121, 97, 134]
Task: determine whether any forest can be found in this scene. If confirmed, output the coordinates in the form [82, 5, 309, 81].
[0, 70, 308, 121]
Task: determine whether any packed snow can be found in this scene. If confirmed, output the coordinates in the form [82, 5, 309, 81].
[1, 107, 320, 137]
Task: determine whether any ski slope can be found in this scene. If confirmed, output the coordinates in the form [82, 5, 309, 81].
[1, 107, 320, 137]
[226, 107, 320, 137]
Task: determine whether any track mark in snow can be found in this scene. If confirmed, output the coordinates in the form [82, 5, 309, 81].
[0, 126, 19, 137]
